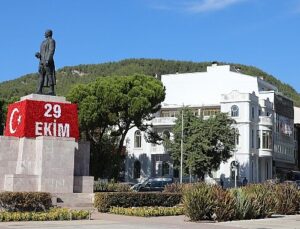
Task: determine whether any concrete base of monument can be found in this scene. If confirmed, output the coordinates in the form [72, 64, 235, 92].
[0, 136, 93, 193]
[0, 94, 94, 194]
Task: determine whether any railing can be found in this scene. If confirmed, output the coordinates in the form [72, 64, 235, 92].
[259, 149, 272, 157]
[151, 117, 176, 125]
[259, 116, 272, 126]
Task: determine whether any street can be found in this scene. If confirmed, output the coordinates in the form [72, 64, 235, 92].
[0, 213, 299, 229]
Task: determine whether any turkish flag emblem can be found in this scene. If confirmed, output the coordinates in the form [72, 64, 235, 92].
[5, 101, 26, 137]
[9, 108, 22, 134]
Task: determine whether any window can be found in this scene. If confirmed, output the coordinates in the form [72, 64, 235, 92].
[262, 130, 272, 149]
[134, 130, 142, 148]
[258, 109, 262, 116]
[266, 161, 269, 179]
[162, 130, 170, 140]
[161, 110, 178, 117]
[231, 105, 239, 117]
[133, 160, 141, 179]
[235, 129, 239, 145]
[251, 161, 254, 182]
[203, 108, 220, 117]
[162, 162, 170, 176]
[251, 129, 254, 148]
[257, 130, 261, 149]
[251, 107, 255, 119]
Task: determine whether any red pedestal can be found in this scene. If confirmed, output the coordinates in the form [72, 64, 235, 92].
[4, 99, 79, 140]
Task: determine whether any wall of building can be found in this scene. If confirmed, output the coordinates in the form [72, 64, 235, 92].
[125, 64, 295, 184]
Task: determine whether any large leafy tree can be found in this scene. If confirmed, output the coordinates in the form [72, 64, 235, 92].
[0, 99, 5, 135]
[68, 74, 165, 179]
[0, 97, 18, 135]
[167, 108, 236, 179]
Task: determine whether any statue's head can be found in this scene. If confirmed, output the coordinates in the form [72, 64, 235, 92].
[45, 29, 53, 38]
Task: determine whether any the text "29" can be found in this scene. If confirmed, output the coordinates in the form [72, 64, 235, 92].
[44, 104, 62, 118]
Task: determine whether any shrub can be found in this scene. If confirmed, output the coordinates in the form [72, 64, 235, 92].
[94, 192, 182, 212]
[0, 208, 89, 222]
[231, 184, 275, 220]
[163, 183, 194, 193]
[244, 184, 275, 218]
[94, 181, 131, 192]
[0, 192, 52, 212]
[272, 183, 300, 215]
[183, 183, 235, 221]
[211, 185, 236, 221]
[109, 206, 184, 217]
[183, 183, 215, 221]
[230, 188, 253, 220]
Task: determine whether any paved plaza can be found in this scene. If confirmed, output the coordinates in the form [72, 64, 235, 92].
[0, 213, 299, 229]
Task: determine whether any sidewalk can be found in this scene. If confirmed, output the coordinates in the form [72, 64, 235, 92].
[0, 212, 299, 229]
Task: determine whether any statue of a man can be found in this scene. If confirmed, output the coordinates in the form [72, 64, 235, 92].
[35, 29, 56, 95]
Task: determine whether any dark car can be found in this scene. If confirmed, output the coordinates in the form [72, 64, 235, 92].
[131, 178, 173, 192]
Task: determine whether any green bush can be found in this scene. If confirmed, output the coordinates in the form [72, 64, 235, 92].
[163, 183, 194, 193]
[94, 192, 182, 212]
[272, 183, 300, 215]
[183, 183, 214, 221]
[244, 184, 275, 218]
[0, 208, 89, 222]
[183, 182, 300, 222]
[231, 184, 275, 220]
[109, 206, 184, 217]
[94, 181, 131, 192]
[0, 192, 52, 212]
[183, 183, 235, 221]
[211, 185, 236, 221]
[230, 188, 253, 220]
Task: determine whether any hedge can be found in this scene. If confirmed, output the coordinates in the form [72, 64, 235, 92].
[94, 181, 131, 192]
[109, 206, 184, 217]
[0, 208, 89, 221]
[94, 192, 182, 212]
[0, 192, 52, 212]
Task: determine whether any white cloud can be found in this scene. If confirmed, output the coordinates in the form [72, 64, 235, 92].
[147, 0, 246, 13]
[186, 0, 245, 13]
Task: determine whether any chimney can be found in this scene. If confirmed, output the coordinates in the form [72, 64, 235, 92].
[211, 61, 218, 67]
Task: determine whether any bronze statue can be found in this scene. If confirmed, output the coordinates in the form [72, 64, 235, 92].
[35, 29, 56, 95]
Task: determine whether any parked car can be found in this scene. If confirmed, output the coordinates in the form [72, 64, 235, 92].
[131, 177, 173, 192]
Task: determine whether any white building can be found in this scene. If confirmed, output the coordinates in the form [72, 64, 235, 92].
[125, 64, 295, 186]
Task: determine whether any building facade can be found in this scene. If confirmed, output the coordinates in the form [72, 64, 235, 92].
[125, 64, 295, 186]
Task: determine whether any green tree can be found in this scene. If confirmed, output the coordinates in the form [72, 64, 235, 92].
[68, 74, 165, 179]
[167, 109, 236, 179]
[0, 97, 18, 135]
[0, 99, 5, 135]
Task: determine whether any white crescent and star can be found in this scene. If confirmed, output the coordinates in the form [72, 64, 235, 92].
[9, 108, 22, 134]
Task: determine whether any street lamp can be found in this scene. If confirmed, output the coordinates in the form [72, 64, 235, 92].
[180, 106, 184, 184]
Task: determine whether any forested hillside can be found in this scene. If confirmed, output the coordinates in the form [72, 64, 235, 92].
[0, 58, 299, 106]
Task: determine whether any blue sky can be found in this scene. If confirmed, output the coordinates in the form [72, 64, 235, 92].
[1, 0, 300, 92]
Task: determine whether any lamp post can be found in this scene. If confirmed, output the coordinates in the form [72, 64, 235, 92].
[180, 106, 184, 184]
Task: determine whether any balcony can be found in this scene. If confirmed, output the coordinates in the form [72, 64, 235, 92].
[151, 145, 168, 154]
[259, 149, 272, 157]
[259, 116, 272, 127]
[151, 117, 176, 126]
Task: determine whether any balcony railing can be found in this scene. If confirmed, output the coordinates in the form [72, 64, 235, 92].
[259, 116, 272, 126]
[151, 117, 176, 126]
[259, 149, 272, 157]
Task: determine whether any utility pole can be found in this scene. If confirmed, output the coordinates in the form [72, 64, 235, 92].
[180, 106, 184, 184]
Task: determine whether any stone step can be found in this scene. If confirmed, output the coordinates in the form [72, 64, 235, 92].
[52, 193, 94, 208]
[57, 202, 94, 208]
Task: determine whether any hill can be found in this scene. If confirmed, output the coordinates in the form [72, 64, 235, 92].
[0, 58, 299, 106]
